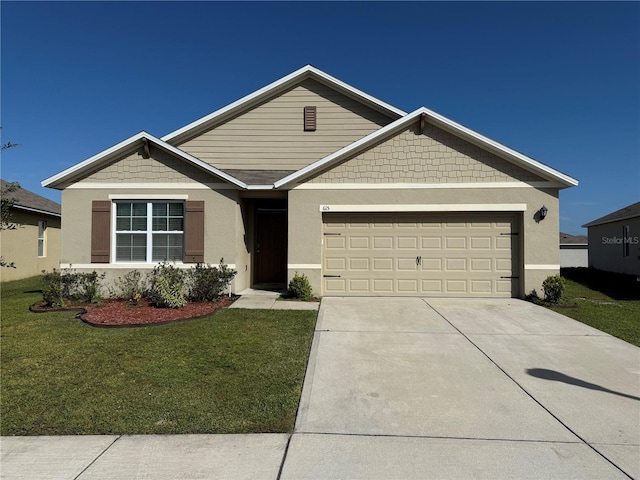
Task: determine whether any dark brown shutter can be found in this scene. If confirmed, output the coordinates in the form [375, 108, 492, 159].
[91, 200, 111, 263]
[184, 201, 205, 263]
[304, 106, 317, 131]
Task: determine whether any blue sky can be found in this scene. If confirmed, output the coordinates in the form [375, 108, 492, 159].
[2, 1, 638, 234]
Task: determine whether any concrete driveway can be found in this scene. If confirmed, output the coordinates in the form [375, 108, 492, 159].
[283, 297, 640, 479]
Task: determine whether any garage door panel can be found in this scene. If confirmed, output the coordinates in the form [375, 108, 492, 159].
[421, 258, 442, 271]
[470, 237, 492, 249]
[348, 236, 368, 249]
[373, 279, 394, 293]
[322, 212, 518, 297]
[325, 257, 346, 270]
[422, 237, 442, 249]
[325, 236, 346, 249]
[349, 258, 370, 270]
[373, 237, 393, 249]
[397, 257, 418, 271]
[397, 236, 418, 249]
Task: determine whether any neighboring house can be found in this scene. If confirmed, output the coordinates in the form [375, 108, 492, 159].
[582, 202, 640, 276]
[1, 179, 61, 282]
[42, 65, 578, 297]
[559, 232, 588, 268]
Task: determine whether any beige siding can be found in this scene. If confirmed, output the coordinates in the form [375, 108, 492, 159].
[587, 218, 640, 275]
[288, 187, 560, 298]
[177, 79, 394, 170]
[80, 145, 219, 184]
[311, 124, 544, 184]
[0, 210, 61, 282]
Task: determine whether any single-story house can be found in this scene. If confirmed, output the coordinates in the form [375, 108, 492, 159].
[582, 201, 640, 276]
[559, 232, 588, 268]
[42, 65, 578, 297]
[1, 179, 61, 282]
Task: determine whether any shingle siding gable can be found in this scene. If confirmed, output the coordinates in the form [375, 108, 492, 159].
[309, 124, 545, 184]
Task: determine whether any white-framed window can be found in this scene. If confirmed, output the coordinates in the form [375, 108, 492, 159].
[37, 220, 46, 257]
[623, 225, 630, 258]
[113, 201, 184, 263]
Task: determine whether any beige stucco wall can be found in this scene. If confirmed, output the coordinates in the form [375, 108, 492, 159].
[177, 78, 394, 170]
[60, 187, 244, 291]
[288, 187, 560, 298]
[1, 210, 61, 282]
[311, 124, 542, 184]
[587, 218, 640, 275]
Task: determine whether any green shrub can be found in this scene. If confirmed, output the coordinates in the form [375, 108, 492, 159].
[113, 270, 147, 301]
[75, 271, 105, 304]
[41, 269, 105, 306]
[187, 260, 237, 302]
[542, 275, 565, 304]
[288, 272, 313, 301]
[148, 263, 186, 308]
[41, 269, 65, 307]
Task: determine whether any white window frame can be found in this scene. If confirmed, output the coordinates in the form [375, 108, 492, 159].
[112, 200, 185, 264]
[37, 220, 47, 257]
[623, 225, 630, 258]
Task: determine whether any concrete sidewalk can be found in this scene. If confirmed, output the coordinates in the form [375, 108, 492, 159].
[2, 297, 638, 479]
[228, 289, 319, 310]
[1, 434, 288, 479]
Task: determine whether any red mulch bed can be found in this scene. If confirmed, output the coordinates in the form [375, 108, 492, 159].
[31, 297, 236, 327]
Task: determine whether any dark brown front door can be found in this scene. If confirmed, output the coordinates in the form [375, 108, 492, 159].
[254, 208, 287, 286]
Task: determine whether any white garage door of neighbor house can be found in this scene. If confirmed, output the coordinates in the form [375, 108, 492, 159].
[322, 212, 519, 297]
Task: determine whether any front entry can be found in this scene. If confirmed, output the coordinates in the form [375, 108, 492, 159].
[254, 201, 287, 287]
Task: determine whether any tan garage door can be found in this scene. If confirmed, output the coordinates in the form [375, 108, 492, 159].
[322, 212, 519, 297]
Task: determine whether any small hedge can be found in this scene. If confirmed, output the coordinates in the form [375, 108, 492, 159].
[41, 261, 238, 310]
[288, 272, 313, 301]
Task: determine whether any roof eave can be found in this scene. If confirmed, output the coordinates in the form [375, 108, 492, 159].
[12, 204, 61, 218]
[275, 107, 579, 189]
[42, 132, 248, 190]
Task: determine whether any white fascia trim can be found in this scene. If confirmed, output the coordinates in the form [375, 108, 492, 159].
[67, 183, 236, 190]
[246, 184, 275, 190]
[276, 107, 578, 189]
[161, 65, 406, 143]
[288, 264, 322, 269]
[524, 264, 560, 270]
[109, 194, 189, 200]
[60, 263, 236, 269]
[417, 107, 579, 187]
[319, 204, 527, 213]
[12, 205, 61, 217]
[41, 132, 247, 190]
[275, 111, 421, 189]
[293, 181, 561, 190]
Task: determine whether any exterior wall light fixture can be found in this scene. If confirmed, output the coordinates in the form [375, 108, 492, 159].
[539, 205, 548, 220]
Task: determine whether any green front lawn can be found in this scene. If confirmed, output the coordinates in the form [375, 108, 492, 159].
[1, 276, 317, 435]
[551, 268, 640, 347]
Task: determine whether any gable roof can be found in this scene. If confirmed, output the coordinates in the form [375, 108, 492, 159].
[161, 65, 407, 145]
[274, 107, 580, 189]
[1, 179, 61, 216]
[41, 132, 248, 190]
[582, 201, 640, 228]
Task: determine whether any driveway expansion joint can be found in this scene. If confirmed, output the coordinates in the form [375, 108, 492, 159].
[74, 434, 122, 480]
[422, 298, 636, 480]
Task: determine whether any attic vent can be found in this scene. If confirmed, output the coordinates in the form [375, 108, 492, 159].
[304, 106, 317, 131]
